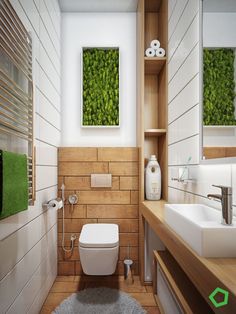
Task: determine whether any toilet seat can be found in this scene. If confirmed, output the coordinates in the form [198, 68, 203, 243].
[79, 223, 119, 248]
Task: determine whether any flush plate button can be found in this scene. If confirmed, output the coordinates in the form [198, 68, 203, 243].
[91, 174, 112, 188]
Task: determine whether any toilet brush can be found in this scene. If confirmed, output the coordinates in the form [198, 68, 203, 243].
[124, 244, 134, 284]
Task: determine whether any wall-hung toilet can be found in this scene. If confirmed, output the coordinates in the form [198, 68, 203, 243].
[79, 223, 119, 275]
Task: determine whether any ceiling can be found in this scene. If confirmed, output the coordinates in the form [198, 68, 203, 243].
[203, 0, 236, 12]
[59, 0, 138, 12]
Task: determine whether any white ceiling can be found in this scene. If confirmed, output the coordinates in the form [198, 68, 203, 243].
[59, 0, 138, 12]
[204, 0, 236, 12]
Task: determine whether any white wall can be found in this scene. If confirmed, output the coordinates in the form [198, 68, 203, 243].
[61, 13, 136, 147]
[168, 0, 236, 213]
[0, 0, 61, 313]
[203, 12, 236, 47]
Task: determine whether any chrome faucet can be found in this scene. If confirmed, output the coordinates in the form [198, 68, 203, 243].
[207, 185, 233, 225]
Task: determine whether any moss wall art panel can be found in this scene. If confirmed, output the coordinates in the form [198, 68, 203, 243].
[203, 48, 236, 126]
[82, 47, 120, 127]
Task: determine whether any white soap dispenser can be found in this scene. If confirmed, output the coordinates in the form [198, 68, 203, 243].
[145, 155, 161, 200]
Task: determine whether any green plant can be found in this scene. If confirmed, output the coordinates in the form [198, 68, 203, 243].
[203, 48, 236, 125]
[82, 48, 119, 126]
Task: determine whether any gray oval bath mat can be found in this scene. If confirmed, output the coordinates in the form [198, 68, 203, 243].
[52, 287, 147, 314]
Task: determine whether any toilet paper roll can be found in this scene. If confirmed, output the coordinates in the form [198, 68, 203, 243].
[145, 48, 155, 57]
[150, 39, 160, 49]
[155, 48, 166, 57]
[49, 198, 63, 210]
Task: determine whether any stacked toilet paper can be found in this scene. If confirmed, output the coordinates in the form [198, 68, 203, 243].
[145, 39, 165, 58]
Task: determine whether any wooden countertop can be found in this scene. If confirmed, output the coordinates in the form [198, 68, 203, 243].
[141, 200, 236, 314]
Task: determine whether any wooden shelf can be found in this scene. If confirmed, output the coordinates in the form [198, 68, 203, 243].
[144, 129, 166, 137]
[144, 57, 166, 74]
[145, 0, 162, 12]
[141, 201, 236, 313]
[153, 250, 214, 314]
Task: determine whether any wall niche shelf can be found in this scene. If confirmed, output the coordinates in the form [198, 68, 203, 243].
[137, 0, 168, 202]
[144, 129, 166, 137]
[137, 0, 168, 285]
[144, 57, 166, 74]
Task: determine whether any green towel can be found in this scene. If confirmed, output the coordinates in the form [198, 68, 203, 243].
[0, 150, 28, 219]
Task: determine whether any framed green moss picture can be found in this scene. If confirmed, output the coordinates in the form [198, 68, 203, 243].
[203, 48, 236, 126]
[81, 47, 120, 127]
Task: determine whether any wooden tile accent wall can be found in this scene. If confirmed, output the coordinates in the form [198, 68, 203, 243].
[58, 147, 139, 276]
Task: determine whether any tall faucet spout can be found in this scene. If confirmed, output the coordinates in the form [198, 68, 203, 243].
[207, 194, 222, 201]
[207, 185, 233, 226]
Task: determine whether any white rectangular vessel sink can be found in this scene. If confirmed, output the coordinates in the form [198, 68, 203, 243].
[164, 204, 236, 257]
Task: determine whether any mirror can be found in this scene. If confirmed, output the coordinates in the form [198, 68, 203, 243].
[201, 0, 236, 161]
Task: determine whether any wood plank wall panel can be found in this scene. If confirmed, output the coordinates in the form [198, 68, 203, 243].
[58, 147, 139, 276]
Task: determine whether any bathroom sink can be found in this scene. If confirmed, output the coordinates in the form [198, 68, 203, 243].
[164, 204, 236, 257]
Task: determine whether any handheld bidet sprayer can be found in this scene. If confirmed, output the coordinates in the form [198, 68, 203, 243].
[60, 183, 76, 252]
[61, 183, 65, 202]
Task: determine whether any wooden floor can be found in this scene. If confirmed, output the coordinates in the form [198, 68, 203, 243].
[40, 275, 160, 313]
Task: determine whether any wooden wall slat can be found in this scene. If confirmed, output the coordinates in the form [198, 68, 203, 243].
[131, 191, 139, 204]
[59, 162, 108, 176]
[58, 262, 75, 276]
[87, 205, 138, 219]
[78, 191, 130, 205]
[119, 233, 139, 247]
[57, 205, 86, 219]
[59, 147, 97, 161]
[109, 162, 139, 176]
[57, 147, 139, 275]
[98, 147, 139, 161]
[120, 176, 139, 190]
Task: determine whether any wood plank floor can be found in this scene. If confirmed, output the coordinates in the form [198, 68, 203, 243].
[40, 275, 160, 313]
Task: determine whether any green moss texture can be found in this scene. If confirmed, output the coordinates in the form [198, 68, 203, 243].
[203, 48, 236, 125]
[82, 48, 119, 126]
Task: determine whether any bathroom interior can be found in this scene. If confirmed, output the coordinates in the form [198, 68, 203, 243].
[0, 0, 236, 313]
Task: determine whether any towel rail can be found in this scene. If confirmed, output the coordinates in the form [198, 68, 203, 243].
[0, 110, 33, 131]
[0, 0, 35, 205]
[0, 70, 33, 101]
[0, 79, 33, 113]
[3, 0, 31, 42]
[0, 17, 32, 60]
[0, 95, 33, 123]
[0, 126, 33, 141]
[0, 119, 32, 137]
[0, 42, 32, 80]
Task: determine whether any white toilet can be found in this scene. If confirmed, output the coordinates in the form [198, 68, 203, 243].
[79, 223, 119, 275]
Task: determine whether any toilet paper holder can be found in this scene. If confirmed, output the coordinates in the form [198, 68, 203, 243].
[42, 197, 63, 210]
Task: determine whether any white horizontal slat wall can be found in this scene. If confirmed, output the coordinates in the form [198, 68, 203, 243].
[168, 0, 177, 20]
[0, 0, 61, 313]
[168, 0, 236, 214]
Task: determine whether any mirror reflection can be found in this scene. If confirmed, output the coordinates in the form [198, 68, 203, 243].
[202, 0, 236, 160]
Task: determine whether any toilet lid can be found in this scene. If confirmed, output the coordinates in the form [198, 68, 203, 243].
[79, 223, 119, 248]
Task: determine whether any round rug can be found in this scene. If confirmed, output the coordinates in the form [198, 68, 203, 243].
[52, 287, 147, 314]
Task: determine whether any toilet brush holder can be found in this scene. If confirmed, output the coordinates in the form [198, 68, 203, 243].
[124, 259, 134, 284]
